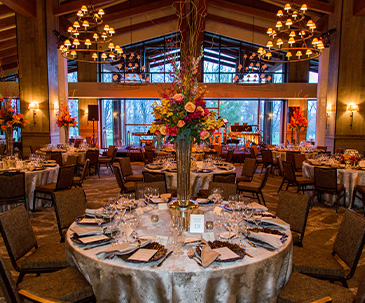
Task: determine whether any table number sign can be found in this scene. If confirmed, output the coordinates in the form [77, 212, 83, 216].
[190, 214, 205, 233]
[155, 235, 169, 246]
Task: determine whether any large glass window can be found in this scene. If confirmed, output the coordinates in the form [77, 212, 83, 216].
[68, 99, 79, 138]
[307, 99, 317, 140]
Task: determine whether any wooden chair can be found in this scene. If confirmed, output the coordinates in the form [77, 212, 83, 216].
[119, 157, 143, 182]
[112, 165, 135, 194]
[317, 146, 327, 152]
[212, 172, 236, 183]
[313, 167, 345, 214]
[293, 152, 306, 172]
[0, 254, 94, 303]
[145, 150, 155, 164]
[276, 191, 310, 247]
[0, 172, 27, 212]
[98, 145, 117, 175]
[279, 161, 314, 194]
[74, 138, 83, 148]
[65, 154, 79, 166]
[32, 165, 76, 210]
[30, 145, 42, 154]
[237, 166, 271, 206]
[85, 149, 99, 176]
[225, 149, 235, 163]
[0, 205, 68, 284]
[250, 146, 263, 170]
[207, 182, 237, 200]
[236, 158, 256, 183]
[292, 209, 365, 288]
[51, 151, 63, 166]
[52, 188, 87, 242]
[73, 159, 90, 187]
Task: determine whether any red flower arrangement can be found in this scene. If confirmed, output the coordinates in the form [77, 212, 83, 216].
[290, 107, 308, 131]
[56, 104, 77, 128]
[0, 95, 28, 130]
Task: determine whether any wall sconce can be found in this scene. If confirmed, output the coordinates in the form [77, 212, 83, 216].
[28, 102, 39, 126]
[268, 113, 273, 119]
[346, 104, 359, 130]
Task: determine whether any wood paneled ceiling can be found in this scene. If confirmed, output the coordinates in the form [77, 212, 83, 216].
[0, 0, 358, 77]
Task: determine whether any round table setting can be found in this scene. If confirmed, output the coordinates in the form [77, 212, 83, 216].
[143, 161, 236, 196]
[270, 149, 318, 161]
[66, 199, 293, 303]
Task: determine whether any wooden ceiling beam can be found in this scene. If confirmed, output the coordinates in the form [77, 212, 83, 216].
[264, 0, 334, 15]
[354, 0, 365, 16]
[209, 0, 277, 22]
[1, 0, 36, 18]
[0, 38, 16, 51]
[0, 54, 17, 64]
[0, 47, 17, 58]
[103, 0, 174, 23]
[0, 4, 14, 18]
[0, 15, 16, 31]
[0, 61, 18, 71]
[114, 14, 176, 36]
[53, 0, 116, 17]
[0, 28, 16, 42]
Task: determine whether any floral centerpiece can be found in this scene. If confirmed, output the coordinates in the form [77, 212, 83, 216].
[56, 104, 77, 143]
[149, 52, 223, 208]
[340, 154, 361, 166]
[289, 107, 308, 145]
[0, 95, 28, 155]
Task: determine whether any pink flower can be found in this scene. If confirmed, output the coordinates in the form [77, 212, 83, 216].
[199, 130, 210, 140]
[184, 102, 196, 113]
[173, 93, 184, 102]
[204, 108, 210, 116]
[167, 126, 178, 137]
[155, 130, 161, 135]
[177, 120, 185, 128]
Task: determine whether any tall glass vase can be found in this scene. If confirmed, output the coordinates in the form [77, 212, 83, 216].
[296, 129, 301, 146]
[5, 126, 13, 156]
[64, 127, 69, 144]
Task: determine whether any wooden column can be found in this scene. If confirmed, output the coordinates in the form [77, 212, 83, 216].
[17, 0, 59, 156]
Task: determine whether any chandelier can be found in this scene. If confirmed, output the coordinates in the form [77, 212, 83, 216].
[258, 2, 324, 63]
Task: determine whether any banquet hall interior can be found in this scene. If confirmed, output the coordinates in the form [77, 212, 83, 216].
[0, 0, 364, 302]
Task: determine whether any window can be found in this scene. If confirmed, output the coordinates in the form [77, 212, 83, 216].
[307, 100, 317, 140]
[68, 98, 79, 138]
[68, 71, 78, 83]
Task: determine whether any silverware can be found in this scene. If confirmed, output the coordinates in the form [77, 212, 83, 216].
[187, 249, 202, 266]
[245, 238, 256, 248]
[156, 251, 173, 267]
[245, 252, 254, 258]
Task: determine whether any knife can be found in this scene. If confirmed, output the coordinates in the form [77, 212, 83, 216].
[156, 251, 173, 267]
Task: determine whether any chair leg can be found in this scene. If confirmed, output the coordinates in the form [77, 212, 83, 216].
[350, 189, 356, 209]
[260, 192, 266, 207]
[32, 191, 37, 211]
[285, 183, 290, 191]
[278, 178, 286, 193]
[16, 272, 25, 284]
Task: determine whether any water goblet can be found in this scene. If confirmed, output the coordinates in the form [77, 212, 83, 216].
[253, 210, 262, 227]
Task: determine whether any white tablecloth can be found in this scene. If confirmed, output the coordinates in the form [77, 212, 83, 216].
[61, 151, 87, 164]
[302, 162, 365, 208]
[66, 209, 293, 303]
[25, 165, 59, 209]
[271, 150, 317, 161]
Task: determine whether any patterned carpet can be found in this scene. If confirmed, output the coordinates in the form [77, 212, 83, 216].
[0, 162, 364, 301]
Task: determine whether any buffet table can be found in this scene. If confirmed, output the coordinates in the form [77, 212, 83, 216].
[144, 162, 236, 196]
[66, 208, 293, 303]
[302, 161, 365, 207]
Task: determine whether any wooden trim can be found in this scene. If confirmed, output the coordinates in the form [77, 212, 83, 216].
[0, 28, 16, 42]
[19, 289, 64, 303]
[0, 4, 14, 18]
[265, 0, 334, 15]
[53, 0, 115, 17]
[354, 0, 365, 16]
[0, 38, 16, 51]
[0, 15, 15, 31]
[1, 0, 36, 18]
[0, 47, 17, 58]
[0, 61, 17, 71]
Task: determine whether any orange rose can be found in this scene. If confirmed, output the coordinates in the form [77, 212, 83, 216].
[160, 125, 167, 135]
[196, 106, 204, 116]
[184, 102, 196, 113]
[177, 120, 185, 128]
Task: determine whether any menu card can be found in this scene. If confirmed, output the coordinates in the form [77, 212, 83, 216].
[78, 218, 97, 224]
[213, 247, 239, 261]
[128, 249, 157, 262]
[78, 235, 109, 244]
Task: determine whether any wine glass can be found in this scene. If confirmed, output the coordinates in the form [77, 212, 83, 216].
[253, 210, 262, 228]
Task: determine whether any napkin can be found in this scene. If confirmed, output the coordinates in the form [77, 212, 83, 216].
[142, 206, 154, 212]
[184, 236, 201, 245]
[96, 243, 139, 258]
[248, 232, 283, 249]
[85, 208, 103, 217]
[261, 217, 290, 229]
[201, 245, 220, 267]
[248, 202, 268, 212]
[219, 232, 236, 240]
[218, 165, 231, 171]
[196, 198, 209, 204]
[160, 193, 171, 202]
[70, 225, 103, 237]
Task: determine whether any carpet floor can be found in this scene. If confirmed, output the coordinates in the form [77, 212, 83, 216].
[0, 162, 364, 301]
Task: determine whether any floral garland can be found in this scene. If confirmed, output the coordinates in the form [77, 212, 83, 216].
[56, 104, 77, 128]
[0, 95, 28, 130]
[150, 51, 223, 149]
[289, 107, 308, 131]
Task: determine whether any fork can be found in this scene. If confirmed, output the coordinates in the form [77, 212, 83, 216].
[187, 249, 202, 267]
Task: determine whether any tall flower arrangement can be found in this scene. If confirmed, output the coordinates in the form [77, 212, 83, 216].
[0, 96, 27, 130]
[289, 107, 308, 144]
[56, 104, 77, 128]
[150, 52, 223, 150]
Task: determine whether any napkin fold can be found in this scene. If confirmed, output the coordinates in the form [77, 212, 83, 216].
[96, 239, 151, 258]
[184, 237, 201, 245]
[85, 208, 103, 217]
[261, 217, 290, 229]
[70, 225, 103, 237]
[201, 245, 220, 267]
[248, 202, 268, 212]
[195, 198, 209, 204]
[249, 232, 283, 249]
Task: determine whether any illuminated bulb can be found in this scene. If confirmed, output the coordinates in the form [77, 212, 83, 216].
[73, 21, 80, 28]
[266, 52, 272, 59]
[104, 24, 110, 32]
[288, 37, 295, 45]
[81, 5, 87, 12]
[101, 32, 107, 40]
[258, 47, 264, 54]
[306, 49, 312, 56]
[94, 13, 99, 20]
[317, 41, 324, 49]
[64, 39, 71, 47]
[292, 10, 298, 19]
[73, 38, 80, 47]
[266, 40, 274, 49]
[286, 51, 292, 59]
[84, 39, 91, 48]
[109, 27, 115, 35]
[300, 30, 306, 37]
[73, 30, 79, 36]
[108, 42, 114, 50]
[71, 50, 77, 57]
[310, 22, 316, 30]
[77, 10, 83, 17]
[277, 38, 284, 47]
[98, 8, 104, 16]
[277, 10, 283, 17]
[296, 50, 302, 58]
[301, 4, 307, 12]
[306, 20, 313, 28]
[67, 26, 73, 33]
[116, 46, 123, 54]
[267, 27, 273, 35]
[276, 21, 283, 29]
[289, 31, 296, 37]
[101, 52, 107, 60]
[59, 45, 64, 51]
[82, 20, 89, 28]
[272, 30, 277, 38]
[109, 53, 115, 60]
[312, 38, 319, 45]
[284, 3, 291, 11]
[93, 33, 99, 40]
[92, 53, 98, 61]
[286, 19, 293, 28]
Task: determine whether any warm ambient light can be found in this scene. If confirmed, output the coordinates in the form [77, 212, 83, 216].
[28, 102, 39, 126]
[346, 104, 359, 130]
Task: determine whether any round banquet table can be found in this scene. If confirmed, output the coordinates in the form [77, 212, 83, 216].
[66, 209, 293, 303]
[61, 151, 87, 164]
[302, 161, 365, 208]
[270, 150, 317, 161]
[25, 165, 59, 210]
[143, 162, 236, 197]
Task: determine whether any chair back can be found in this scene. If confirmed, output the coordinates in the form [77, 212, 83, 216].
[52, 188, 87, 240]
[143, 171, 166, 183]
[0, 172, 26, 204]
[135, 181, 166, 199]
[74, 139, 83, 148]
[355, 271, 365, 303]
[106, 145, 115, 158]
[55, 165, 76, 190]
[261, 149, 274, 165]
[317, 146, 327, 152]
[277, 156, 284, 176]
[252, 145, 259, 157]
[259, 166, 271, 190]
[30, 145, 42, 154]
[277, 192, 310, 236]
[208, 182, 237, 200]
[0, 255, 22, 303]
[0, 206, 37, 265]
[204, 150, 217, 160]
[212, 173, 236, 183]
[241, 158, 256, 179]
[250, 148, 256, 159]
[213, 145, 222, 156]
[226, 149, 235, 163]
[51, 151, 63, 166]
[139, 148, 145, 163]
[282, 161, 296, 182]
[294, 153, 306, 171]
[286, 151, 298, 165]
[113, 165, 127, 192]
[65, 155, 78, 166]
[80, 159, 90, 181]
[119, 157, 133, 177]
[145, 150, 155, 164]
[314, 167, 337, 192]
[86, 150, 99, 165]
[335, 148, 343, 154]
[333, 209, 365, 275]
[0, 144, 5, 155]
